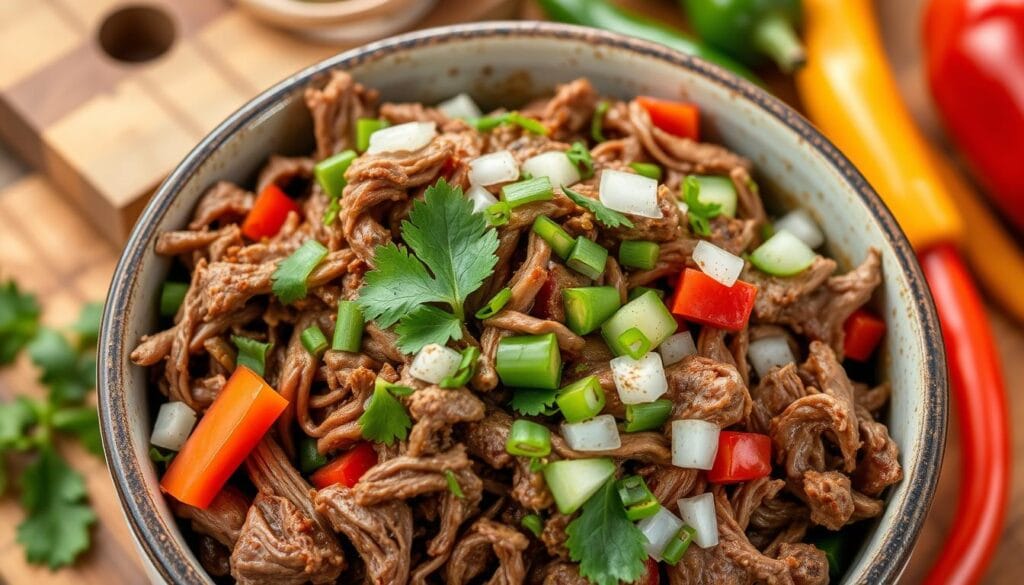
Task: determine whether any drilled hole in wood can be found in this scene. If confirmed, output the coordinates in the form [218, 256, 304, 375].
[98, 5, 175, 63]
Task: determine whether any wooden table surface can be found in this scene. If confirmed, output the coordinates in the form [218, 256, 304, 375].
[0, 1, 1022, 584]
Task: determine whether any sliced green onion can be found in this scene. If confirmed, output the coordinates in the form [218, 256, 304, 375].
[272, 239, 329, 304]
[591, 100, 610, 142]
[542, 458, 615, 514]
[440, 346, 480, 388]
[556, 376, 606, 423]
[629, 162, 663, 181]
[314, 149, 357, 199]
[160, 282, 188, 317]
[301, 325, 328, 358]
[485, 202, 511, 227]
[688, 175, 737, 218]
[356, 118, 389, 153]
[506, 419, 552, 457]
[322, 197, 341, 226]
[616, 475, 660, 521]
[628, 286, 665, 301]
[618, 240, 660, 270]
[444, 469, 465, 498]
[501, 176, 554, 208]
[750, 229, 817, 276]
[566, 237, 608, 280]
[332, 300, 364, 352]
[601, 290, 677, 357]
[565, 141, 595, 179]
[661, 526, 697, 565]
[232, 335, 272, 377]
[475, 287, 512, 320]
[496, 333, 562, 390]
[470, 111, 548, 135]
[562, 286, 621, 336]
[617, 327, 652, 360]
[532, 216, 575, 260]
[625, 399, 673, 432]
[521, 514, 544, 537]
[299, 437, 327, 473]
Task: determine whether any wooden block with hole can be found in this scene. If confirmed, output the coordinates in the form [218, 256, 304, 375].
[0, 0, 521, 245]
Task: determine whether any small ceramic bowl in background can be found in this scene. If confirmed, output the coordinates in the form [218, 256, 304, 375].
[236, 0, 438, 44]
[98, 22, 947, 584]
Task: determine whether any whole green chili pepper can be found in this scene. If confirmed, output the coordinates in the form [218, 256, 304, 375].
[537, 0, 761, 84]
[681, 0, 805, 72]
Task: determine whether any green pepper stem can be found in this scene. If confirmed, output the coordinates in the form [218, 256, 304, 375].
[751, 12, 806, 74]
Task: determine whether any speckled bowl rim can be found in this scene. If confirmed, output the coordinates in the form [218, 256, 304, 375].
[98, 21, 947, 585]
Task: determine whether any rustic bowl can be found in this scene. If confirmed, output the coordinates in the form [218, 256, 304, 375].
[98, 21, 947, 584]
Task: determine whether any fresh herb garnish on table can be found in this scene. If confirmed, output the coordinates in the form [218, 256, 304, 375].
[0, 285, 103, 569]
[357, 178, 499, 354]
[565, 478, 648, 585]
[563, 185, 635, 229]
[683, 175, 722, 236]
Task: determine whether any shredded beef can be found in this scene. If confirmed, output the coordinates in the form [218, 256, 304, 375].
[446, 519, 530, 585]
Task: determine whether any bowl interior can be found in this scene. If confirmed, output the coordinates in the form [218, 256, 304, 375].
[100, 22, 945, 585]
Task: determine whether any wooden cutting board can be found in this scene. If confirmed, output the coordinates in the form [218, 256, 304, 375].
[0, 0, 521, 245]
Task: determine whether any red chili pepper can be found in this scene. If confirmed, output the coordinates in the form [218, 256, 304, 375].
[241, 183, 301, 241]
[670, 268, 757, 331]
[842, 309, 886, 361]
[310, 441, 379, 490]
[924, 0, 1024, 231]
[636, 97, 700, 140]
[920, 244, 1010, 585]
[707, 431, 772, 484]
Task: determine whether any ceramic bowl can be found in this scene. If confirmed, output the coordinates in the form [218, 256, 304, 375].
[98, 21, 947, 585]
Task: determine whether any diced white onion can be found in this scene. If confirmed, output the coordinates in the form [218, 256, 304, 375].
[747, 336, 796, 378]
[467, 184, 498, 214]
[151, 401, 197, 451]
[469, 150, 520, 186]
[693, 240, 744, 287]
[610, 352, 668, 405]
[678, 492, 719, 548]
[599, 169, 662, 219]
[561, 415, 621, 451]
[637, 506, 684, 560]
[367, 121, 437, 154]
[436, 92, 483, 120]
[671, 419, 720, 470]
[522, 151, 581, 188]
[659, 331, 696, 366]
[774, 209, 825, 249]
[409, 343, 462, 385]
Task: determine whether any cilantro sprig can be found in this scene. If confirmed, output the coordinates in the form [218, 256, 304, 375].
[0, 285, 103, 569]
[683, 176, 722, 236]
[565, 142, 594, 179]
[510, 388, 558, 416]
[563, 186, 634, 229]
[358, 378, 413, 444]
[356, 179, 499, 354]
[565, 478, 649, 585]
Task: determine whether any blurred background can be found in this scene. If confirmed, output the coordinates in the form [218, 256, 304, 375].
[0, 0, 1021, 583]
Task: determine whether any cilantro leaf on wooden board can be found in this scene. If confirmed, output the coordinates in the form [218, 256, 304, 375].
[27, 328, 95, 404]
[70, 301, 103, 347]
[683, 176, 722, 237]
[510, 388, 558, 416]
[52, 407, 103, 457]
[0, 280, 41, 364]
[563, 186, 634, 229]
[357, 179, 498, 353]
[358, 380, 412, 444]
[16, 447, 97, 569]
[565, 478, 648, 585]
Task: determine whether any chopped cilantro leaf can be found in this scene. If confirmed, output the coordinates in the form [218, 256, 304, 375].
[562, 186, 634, 229]
[591, 101, 610, 142]
[683, 176, 722, 236]
[358, 378, 412, 444]
[0, 280, 40, 364]
[565, 478, 648, 585]
[565, 142, 594, 179]
[357, 179, 498, 353]
[445, 469, 464, 498]
[510, 387, 558, 416]
[0, 396, 37, 452]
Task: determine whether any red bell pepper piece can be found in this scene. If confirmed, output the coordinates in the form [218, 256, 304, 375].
[842, 309, 886, 361]
[708, 431, 772, 484]
[639, 558, 660, 585]
[241, 183, 301, 240]
[670, 268, 757, 331]
[310, 441, 378, 490]
[636, 97, 700, 140]
[161, 366, 288, 508]
[924, 0, 1024, 231]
